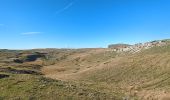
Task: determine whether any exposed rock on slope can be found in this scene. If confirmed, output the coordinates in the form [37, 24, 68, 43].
[108, 39, 169, 53]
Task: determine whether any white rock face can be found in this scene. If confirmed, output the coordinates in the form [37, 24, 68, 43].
[110, 40, 167, 53]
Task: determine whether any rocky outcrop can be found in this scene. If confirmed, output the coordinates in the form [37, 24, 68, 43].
[109, 40, 169, 53]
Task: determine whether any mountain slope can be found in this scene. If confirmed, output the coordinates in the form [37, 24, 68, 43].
[0, 39, 170, 99]
[42, 43, 170, 99]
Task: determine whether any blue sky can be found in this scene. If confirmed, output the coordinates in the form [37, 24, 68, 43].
[0, 0, 170, 49]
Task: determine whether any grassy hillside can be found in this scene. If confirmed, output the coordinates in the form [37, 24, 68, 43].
[0, 49, 121, 100]
[42, 44, 170, 99]
[0, 74, 121, 100]
[0, 40, 170, 100]
[79, 45, 170, 99]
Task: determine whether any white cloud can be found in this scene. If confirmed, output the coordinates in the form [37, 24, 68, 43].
[21, 32, 42, 35]
[56, 2, 74, 14]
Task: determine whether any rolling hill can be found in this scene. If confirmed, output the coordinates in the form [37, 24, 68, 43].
[0, 39, 170, 100]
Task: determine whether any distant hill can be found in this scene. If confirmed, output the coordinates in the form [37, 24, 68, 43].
[108, 39, 170, 53]
[108, 43, 131, 49]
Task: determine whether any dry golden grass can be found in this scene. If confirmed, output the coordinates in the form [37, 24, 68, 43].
[42, 45, 170, 99]
[1, 41, 170, 99]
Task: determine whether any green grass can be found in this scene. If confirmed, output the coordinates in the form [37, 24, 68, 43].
[0, 74, 121, 100]
[0, 54, 121, 100]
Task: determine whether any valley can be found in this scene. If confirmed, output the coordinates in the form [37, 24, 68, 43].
[0, 39, 170, 100]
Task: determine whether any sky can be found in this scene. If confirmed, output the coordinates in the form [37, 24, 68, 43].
[0, 0, 170, 49]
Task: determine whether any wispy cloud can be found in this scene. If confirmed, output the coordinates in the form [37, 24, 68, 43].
[21, 32, 42, 35]
[56, 2, 74, 14]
